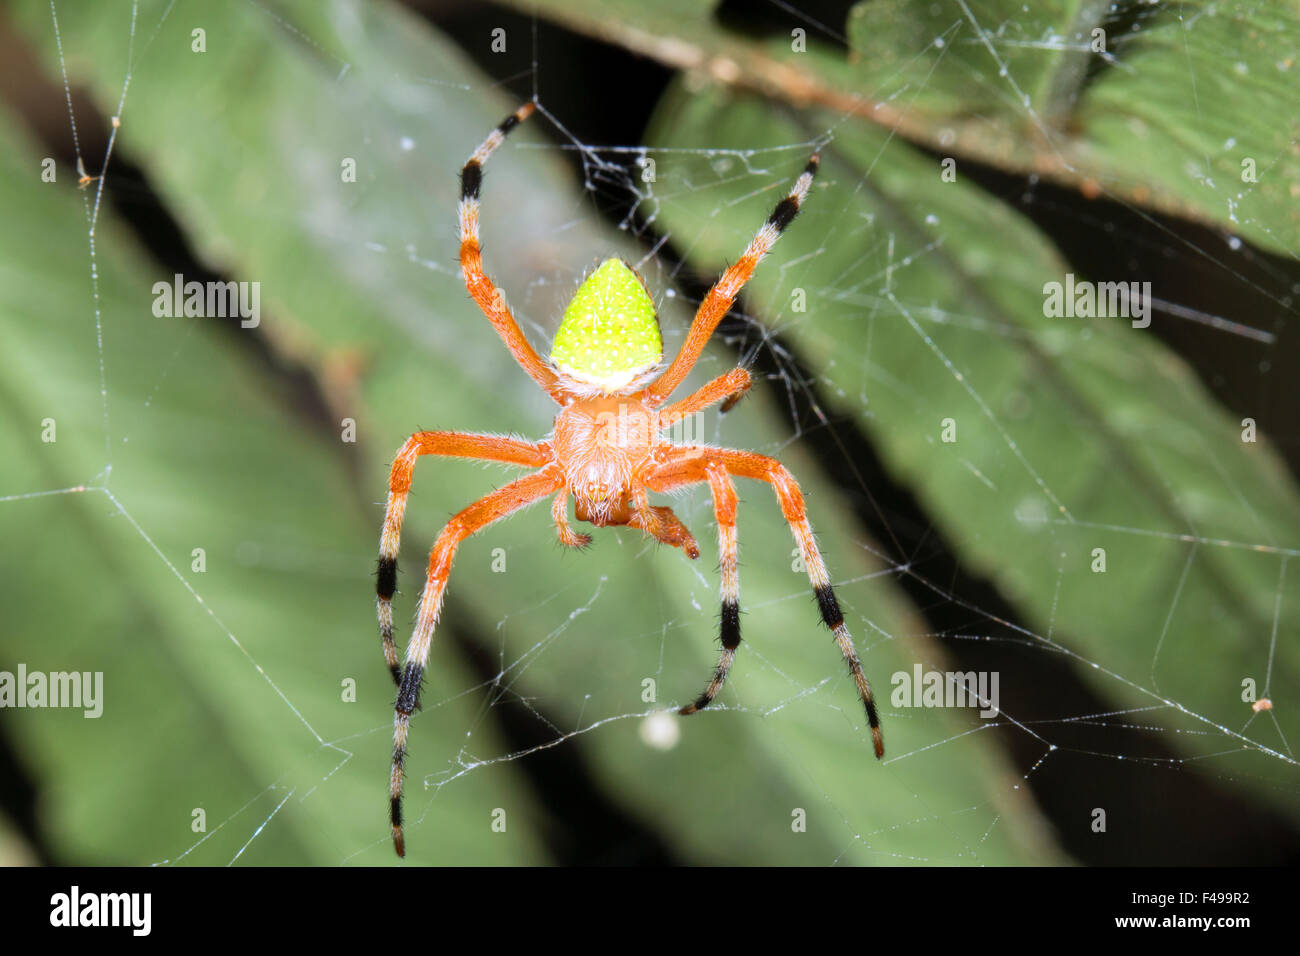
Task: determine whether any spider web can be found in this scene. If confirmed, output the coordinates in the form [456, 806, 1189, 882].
[1, 0, 1298, 867]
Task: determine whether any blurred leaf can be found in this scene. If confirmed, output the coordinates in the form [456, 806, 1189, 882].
[0, 103, 545, 864]
[846, 0, 1300, 256]
[509, 0, 1300, 255]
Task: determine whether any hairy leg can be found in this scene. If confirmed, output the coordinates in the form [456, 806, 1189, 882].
[378, 432, 550, 684]
[551, 490, 592, 548]
[459, 102, 566, 401]
[629, 485, 700, 558]
[657, 367, 752, 432]
[390, 466, 563, 856]
[647, 446, 884, 757]
[680, 462, 742, 714]
[646, 157, 818, 405]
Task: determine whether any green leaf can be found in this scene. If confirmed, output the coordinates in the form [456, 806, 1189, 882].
[508, 0, 1300, 255]
[846, 0, 1300, 256]
[0, 105, 545, 864]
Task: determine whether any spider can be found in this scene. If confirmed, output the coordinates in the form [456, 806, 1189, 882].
[377, 102, 883, 857]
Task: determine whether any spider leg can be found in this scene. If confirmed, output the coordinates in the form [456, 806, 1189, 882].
[459, 103, 568, 403]
[551, 490, 592, 548]
[647, 446, 884, 757]
[644, 156, 818, 406]
[378, 432, 551, 686]
[639, 457, 741, 710]
[391, 465, 563, 857]
[681, 462, 742, 714]
[629, 502, 700, 558]
[659, 368, 752, 433]
[629, 485, 700, 558]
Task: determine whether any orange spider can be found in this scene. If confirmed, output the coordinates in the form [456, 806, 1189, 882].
[377, 103, 883, 857]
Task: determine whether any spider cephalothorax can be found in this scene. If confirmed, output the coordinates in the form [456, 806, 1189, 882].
[377, 102, 883, 858]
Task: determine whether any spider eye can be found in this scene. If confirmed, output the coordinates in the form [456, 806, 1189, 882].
[550, 259, 662, 392]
